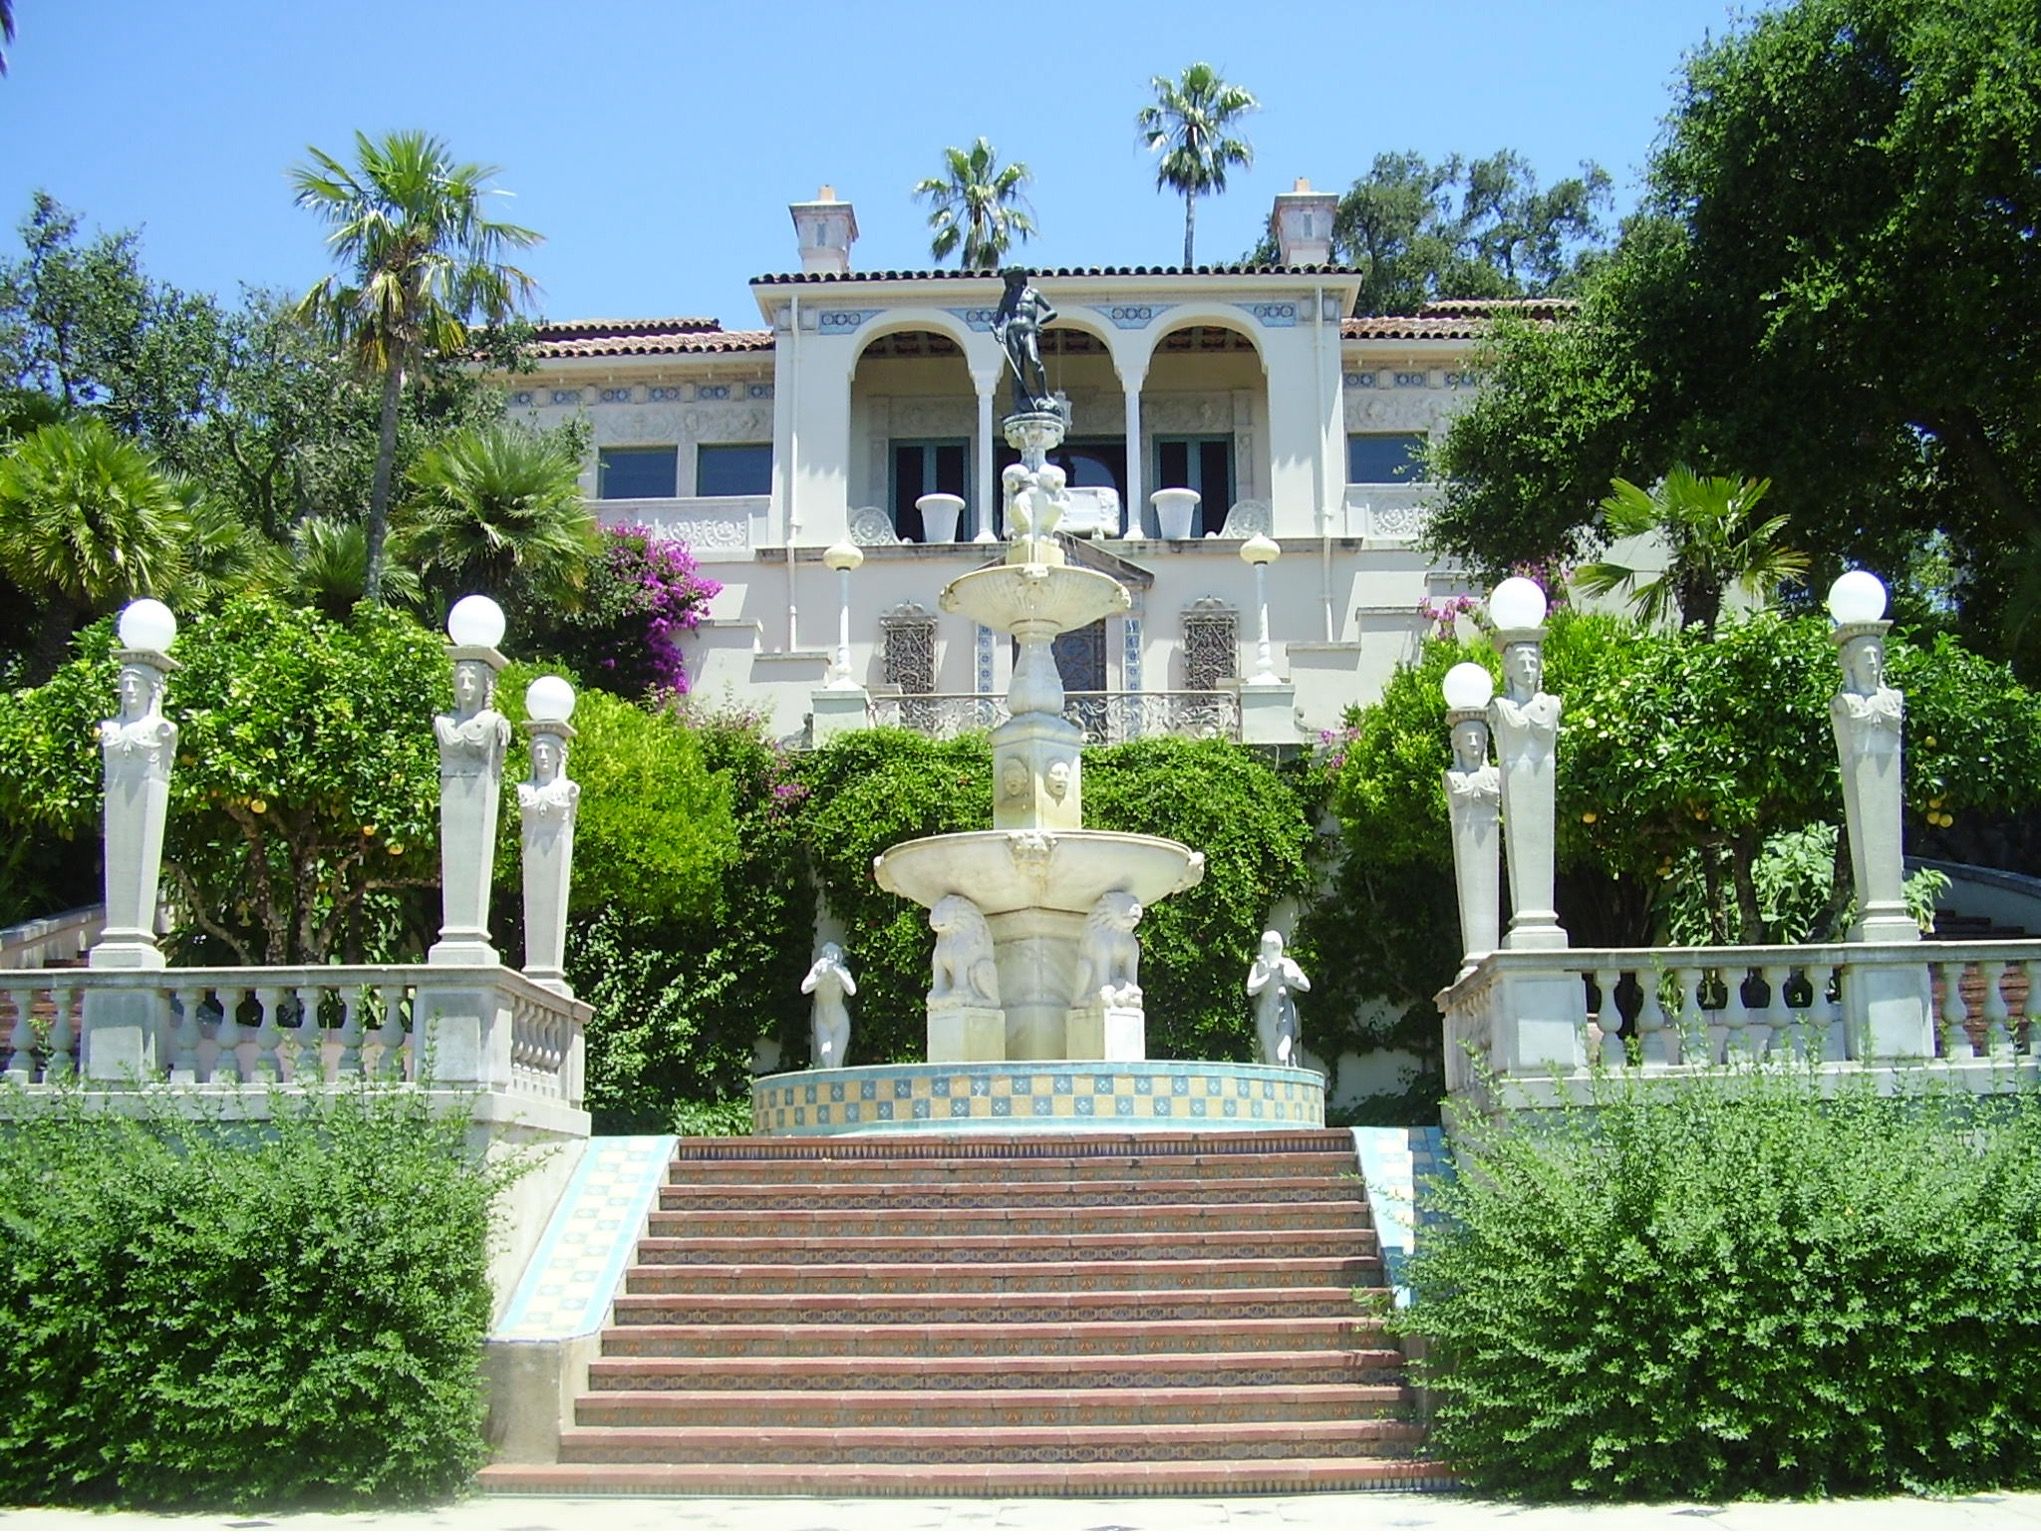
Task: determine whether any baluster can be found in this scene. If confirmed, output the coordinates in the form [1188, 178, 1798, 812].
[1760, 965, 1793, 1059]
[250, 986, 284, 1081]
[1672, 966, 1710, 1063]
[1592, 968, 1625, 1066]
[1730, 968, 1768, 1061]
[1816, 966, 1849, 1062]
[45, 985, 78, 1078]
[1636, 967, 1676, 1065]
[292, 987, 325, 1084]
[2010, 959, 2036, 1058]
[335, 989, 363, 1078]
[1982, 962, 2016, 1060]
[4, 987, 36, 1082]
[165, 985, 201, 1083]
[210, 989, 241, 1083]
[376, 987, 409, 1080]
[1934, 961, 1975, 1060]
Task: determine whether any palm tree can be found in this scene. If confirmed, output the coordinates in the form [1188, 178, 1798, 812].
[0, 0, 15, 76]
[1137, 63, 1258, 268]
[912, 139, 1038, 270]
[0, 418, 190, 681]
[291, 131, 540, 605]
[288, 516, 422, 618]
[397, 423, 597, 612]
[1573, 466, 1810, 635]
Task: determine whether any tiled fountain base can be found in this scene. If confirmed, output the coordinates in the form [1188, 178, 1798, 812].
[478, 1129, 1449, 1498]
[751, 1060, 1324, 1136]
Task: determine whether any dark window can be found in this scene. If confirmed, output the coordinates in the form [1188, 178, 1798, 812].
[1154, 436, 1234, 536]
[696, 443, 772, 497]
[890, 439, 968, 541]
[597, 446, 677, 500]
[1347, 432, 1427, 484]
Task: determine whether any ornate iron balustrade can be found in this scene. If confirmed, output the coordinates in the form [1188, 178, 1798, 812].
[866, 690, 1242, 744]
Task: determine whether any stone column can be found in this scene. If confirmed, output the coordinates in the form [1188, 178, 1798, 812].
[1121, 364, 1147, 538]
[517, 676, 580, 996]
[429, 604, 512, 967]
[972, 370, 1000, 541]
[1443, 706, 1502, 978]
[1489, 628, 1568, 950]
[1827, 574, 1933, 1056]
[84, 600, 180, 1079]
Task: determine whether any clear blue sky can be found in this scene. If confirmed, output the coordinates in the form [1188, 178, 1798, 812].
[0, 0, 1764, 329]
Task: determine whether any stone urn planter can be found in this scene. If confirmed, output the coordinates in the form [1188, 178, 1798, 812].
[1151, 487, 1200, 541]
[916, 492, 966, 545]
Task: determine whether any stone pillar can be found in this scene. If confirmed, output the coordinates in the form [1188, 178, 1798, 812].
[517, 677, 580, 997]
[1827, 575, 1933, 1056]
[430, 600, 512, 967]
[1121, 365, 1147, 538]
[972, 370, 1000, 541]
[1488, 600, 1568, 950]
[1443, 706, 1502, 978]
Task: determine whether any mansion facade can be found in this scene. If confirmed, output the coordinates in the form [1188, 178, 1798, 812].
[510, 183, 1579, 746]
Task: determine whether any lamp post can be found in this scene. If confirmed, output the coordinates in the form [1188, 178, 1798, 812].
[429, 595, 511, 966]
[518, 674, 580, 996]
[1441, 660, 1501, 981]
[823, 540, 864, 690]
[1486, 577, 1568, 950]
[1240, 533, 1281, 685]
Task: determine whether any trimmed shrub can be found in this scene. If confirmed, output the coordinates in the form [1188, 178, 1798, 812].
[0, 1088, 508, 1507]
[1403, 1070, 2041, 1499]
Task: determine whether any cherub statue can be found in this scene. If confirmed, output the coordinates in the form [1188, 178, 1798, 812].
[1247, 929, 1311, 1067]
[1073, 890, 1142, 1008]
[801, 942, 857, 1068]
[929, 894, 1000, 1008]
[1002, 460, 1066, 541]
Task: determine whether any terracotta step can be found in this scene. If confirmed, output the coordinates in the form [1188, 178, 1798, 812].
[633, 1227, 1376, 1267]
[575, 1382, 1410, 1429]
[643, 1198, 1371, 1239]
[556, 1418, 1423, 1466]
[656, 1174, 1365, 1210]
[622, 1254, 1381, 1297]
[600, 1315, 1385, 1360]
[612, 1285, 1382, 1328]
[587, 1347, 1407, 1393]
[478, 1455, 1454, 1497]
[667, 1153, 1359, 1186]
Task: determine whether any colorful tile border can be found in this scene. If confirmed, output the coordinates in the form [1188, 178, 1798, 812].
[1349, 1124, 1449, 1308]
[753, 1061, 1325, 1136]
[493, 1134, 676, 1342]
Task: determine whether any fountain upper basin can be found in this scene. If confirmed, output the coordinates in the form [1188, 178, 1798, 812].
[940, 563, 1130, 637]
[874, 828, 1204, 916]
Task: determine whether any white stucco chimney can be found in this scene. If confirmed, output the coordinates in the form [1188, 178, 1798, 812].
[1271, 178, 1337, 267]
[790, 185, 859, 276]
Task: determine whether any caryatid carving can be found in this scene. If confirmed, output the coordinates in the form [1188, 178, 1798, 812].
[801, 942, 857, 1068]
[517, 675, 581, 993]
[928, 893, 1001, 1008]
[1828, 583, 1916, 942]
[1247, 929, 1311, 1068]
[92, 599, 180, 969]
[1487, 579, 1568, 949]
[431, 597, 513, 966]
[1442, 678, 1503, 975]
[1073, 890, 1143, 1008]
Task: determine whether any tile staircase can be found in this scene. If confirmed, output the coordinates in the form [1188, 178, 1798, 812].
[479, 1129, 1447, 1497]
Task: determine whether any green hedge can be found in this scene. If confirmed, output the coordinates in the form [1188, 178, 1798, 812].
[0, 1089, 507, 1507]
[1404, 1071, 2041, 1499]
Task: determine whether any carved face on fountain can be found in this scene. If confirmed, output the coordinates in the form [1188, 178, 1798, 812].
[1501, 641, 1543, 702]
[1000, 757, 1030, 801]
[116, 665, 158, 722]
[1843, 635, 1887, 697]
[1451, 718, 1489, 774]
[453, 661, 494, 715]
[1044, 759, 1072, 803]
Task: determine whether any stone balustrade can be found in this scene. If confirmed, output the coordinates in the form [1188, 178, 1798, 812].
[1, 963, 588, 1108]
[867, 689, 1242, 744]
[1439, 940, 2041, 1111]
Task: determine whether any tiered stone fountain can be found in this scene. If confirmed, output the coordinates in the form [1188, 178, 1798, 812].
[751, 272, 1325, 1135]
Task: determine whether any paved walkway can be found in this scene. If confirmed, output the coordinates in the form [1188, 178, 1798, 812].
[6, 1491, 2041, 1535]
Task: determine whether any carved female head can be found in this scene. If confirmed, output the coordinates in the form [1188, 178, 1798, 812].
[1501, 641, 1543, 701]
[1045, 759, 1072, 802]
[453, 661, 492, 714]
[1843, 634, 1886, 697]
[530, 736, 565, 784]
[1000, 756, 1030, 800]
[115, 664, 157, 722]
[1259, 929, 1283, 960]
[1450, 717, 1490, 774]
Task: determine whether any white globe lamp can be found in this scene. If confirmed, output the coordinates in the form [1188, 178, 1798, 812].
[447, 594, 507, 650]
[524, 675, 577, 725]
[1825, 570, 1888, 626]
[1487, 577, 1548, 633]
[117, 598, 178, 654]
[1442, 661, 1495, 713]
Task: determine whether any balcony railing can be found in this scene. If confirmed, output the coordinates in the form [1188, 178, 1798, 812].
[593, 495, 769, 554]
[866, 690, 1242, 744]
[1438, 940, 2041, 1108]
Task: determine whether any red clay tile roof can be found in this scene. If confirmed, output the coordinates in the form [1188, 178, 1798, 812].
[750, 265, 1358, 283]
[1344, 299, 1576, 339]
[530, 318, 774, 358]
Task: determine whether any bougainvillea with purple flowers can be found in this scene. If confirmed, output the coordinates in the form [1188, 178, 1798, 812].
[545, 526, 722, 699]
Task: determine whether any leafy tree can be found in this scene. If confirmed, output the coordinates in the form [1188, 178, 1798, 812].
[292, 131, 540, 605]
[397, 421, 596, 616]
[911, 138, 1037, 270]
[1138, 63, 1257, 268]
[1429, 0, 2041, 666]
[1573, 467, 1809, 634]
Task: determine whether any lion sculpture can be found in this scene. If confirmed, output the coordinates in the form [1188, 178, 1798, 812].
[1072, 890, 1143, 1009]
[928, 894, 1000, 1008]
